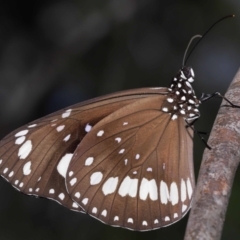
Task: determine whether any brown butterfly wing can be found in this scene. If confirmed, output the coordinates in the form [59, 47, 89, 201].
[0, 88, 167, 212]
[66, 95, 194, 231]
[0, 118, 84, 211]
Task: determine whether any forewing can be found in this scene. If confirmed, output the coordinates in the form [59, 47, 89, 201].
[66, 96, 195, 231]
[0, 87, 167, 212]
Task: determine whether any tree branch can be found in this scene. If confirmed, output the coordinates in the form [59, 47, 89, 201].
[184, 68, 240, 240]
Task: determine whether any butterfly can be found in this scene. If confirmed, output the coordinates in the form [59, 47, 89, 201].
[0, 66, 196, 231]
[0, 15, 235, 232]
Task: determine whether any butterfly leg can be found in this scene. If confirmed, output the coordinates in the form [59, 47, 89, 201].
[200, 92, 240, 108]
[185, 119, 211, 149]
[185, 118, 209, 136]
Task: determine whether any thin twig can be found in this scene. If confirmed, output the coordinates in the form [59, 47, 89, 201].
[184, 68, 240, 240]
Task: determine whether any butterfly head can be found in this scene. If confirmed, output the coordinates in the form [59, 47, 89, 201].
[161, 66, 200, 121]
[180, 66, 195, 82]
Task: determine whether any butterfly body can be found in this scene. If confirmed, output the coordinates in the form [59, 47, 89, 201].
[0, 66, 199, 231]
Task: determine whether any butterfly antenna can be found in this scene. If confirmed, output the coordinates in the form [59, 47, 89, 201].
[182, 35, 202, 67]
[184, 14, 235, 66]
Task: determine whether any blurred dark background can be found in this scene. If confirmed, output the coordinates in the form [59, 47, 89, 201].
[0, 0, 239, 239]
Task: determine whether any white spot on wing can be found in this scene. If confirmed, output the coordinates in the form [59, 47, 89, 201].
[102, 177, 119, 195]
[15, 130, 29, 137]
[123, 122, 128, 125]
[15, 136, 26, 145]
[114, 216, 119, 221]
[182, 204, 187, 212]
[181, 179, 187, 202]
[82, 198, 88, 205]
[139, 178, 158, 201]
[70, 177, 77, 186]
[62, 109, 72, 118]
[85, 123, 92, 132]
[8, 171, 14, 177]
[28, 124, 37, 128]
[92, 207, 97, 214]
[135, 154, 140, 160]
[69, 171, 74, 177]
[160, 180, 169, 204]
[97, 130, 104, 137]
[127, 218, 133, 223]
[90, 172, 103, 185]
[49, 189, 55, 194]
[59, 193, 65, 200]
[118, 176, 138, 198]
[23, 161, 31, 175]
[174, 213, 178, 218]
[57, 153, 73, 178]
[142, 221, 148, 226]
[101, 209, 107, 217]
[56, 125, 65, 132]
[72, 202, 79, 208]
[115, 137, 121, 143]
[165, 216, 170, 221]
[85, 157, 94, 166]
[74, 192, 80, 198]
[162, 107, 168, 112]
[63, 134, 71, 142]
[146, 167, 152, 172]
[18, 140, 32, 159]
[170, 182, 179, 205]
[3, 168, 8, 174]
[19, 182, 24, 188]
[154, 219, 159, 224]
[118, 149, 125, 154]
[124, 159, 128, 165]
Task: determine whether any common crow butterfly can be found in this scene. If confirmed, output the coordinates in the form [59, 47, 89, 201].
[0, 15, 236, 231]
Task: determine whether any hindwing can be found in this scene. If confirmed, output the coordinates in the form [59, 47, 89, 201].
[66, 95, 195, 231]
